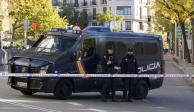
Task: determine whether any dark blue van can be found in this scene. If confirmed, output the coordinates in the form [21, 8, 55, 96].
[8, 31, 164, 100]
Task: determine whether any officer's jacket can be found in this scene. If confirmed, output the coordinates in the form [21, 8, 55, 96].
[120, 55, 138, 74]
[101, 54, 118, 74]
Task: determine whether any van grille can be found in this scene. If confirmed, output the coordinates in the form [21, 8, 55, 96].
[15, 65, 40, 73]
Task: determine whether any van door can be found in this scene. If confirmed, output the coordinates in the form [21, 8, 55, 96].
[74, 38, 99, 92]
[81, 38, 99, 74]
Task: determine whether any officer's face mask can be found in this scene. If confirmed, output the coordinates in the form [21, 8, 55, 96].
[128, 51, 134, 55]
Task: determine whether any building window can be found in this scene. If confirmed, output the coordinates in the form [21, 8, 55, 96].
[126, 21, 132, 30]
[139, 22, 144, 30]
[93, 8, 96, 19]
[116, 6, 132, 15]
[140, 7, 142, 19]
[103, 7, 107, 12]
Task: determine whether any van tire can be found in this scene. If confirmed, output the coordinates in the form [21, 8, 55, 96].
[133, 80, 148, 99]
[54, 80, 72, 100]
[20, 90, 35, 95]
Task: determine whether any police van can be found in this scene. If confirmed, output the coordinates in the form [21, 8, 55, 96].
[8, 31, 164, 100]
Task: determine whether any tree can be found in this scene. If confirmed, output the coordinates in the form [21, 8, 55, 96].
[96, 12, 124, 31]
[61, 5, 88, 28]
[154, 0, 194, 63]
[8, 0, 67, 44]
[96, 12, 115, 25]
[78, 11, 89, 28]
[61, 4, 76, 25]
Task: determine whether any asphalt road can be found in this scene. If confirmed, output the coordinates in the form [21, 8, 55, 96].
[0, 55, 194, 112]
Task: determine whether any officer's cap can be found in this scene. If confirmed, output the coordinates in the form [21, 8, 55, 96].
[107, 47, 113, 50]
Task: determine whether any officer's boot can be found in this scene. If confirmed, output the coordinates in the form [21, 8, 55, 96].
[111, 91, 117, 102]
[122, 91, 128, 102]
[101, 93, 107, 102]
[127, 92, 133, 102]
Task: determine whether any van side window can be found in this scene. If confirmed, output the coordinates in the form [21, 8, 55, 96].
[134, 42, 143, 56]
[105, 41, 115, 50]
[82, 38, 96, 59]
[144, 43, 158, 56]
[116, 42, 127, 59]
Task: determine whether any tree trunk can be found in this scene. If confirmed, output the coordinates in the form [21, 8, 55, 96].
[11, 21, 18, 40]
[12, 26, 16, 40]
[191, 17, 194, 65]
[180, 21, 191, 63]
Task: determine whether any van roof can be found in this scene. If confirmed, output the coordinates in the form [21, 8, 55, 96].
[43, 31, 162, 40]
[84, 32, 162, 39]
[43, 31, 80, 37]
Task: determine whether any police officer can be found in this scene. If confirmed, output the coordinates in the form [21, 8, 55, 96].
[120, 48, 138, 102]
[101, 47, 118, 102]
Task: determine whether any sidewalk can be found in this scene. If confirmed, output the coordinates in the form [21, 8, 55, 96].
[170, 54, 194, 85]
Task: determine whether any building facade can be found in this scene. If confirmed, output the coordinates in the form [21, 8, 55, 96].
[52, 0, 153, 33]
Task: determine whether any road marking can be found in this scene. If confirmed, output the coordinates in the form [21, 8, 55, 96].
[0, 107, 29, 110]
[66, 102, 84, 106]
[151, 106, 165, 109]
[0, 98, 38, 103]
[0, 98, 61, 112]
[81, 108, 108, 112]
[142, 99, 150, 103]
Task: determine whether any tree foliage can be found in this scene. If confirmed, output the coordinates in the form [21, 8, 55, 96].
[61, 4, 76, 25]
[61, 4, 88, 28]
[8, 0, 67, 43]
[96, 12, 123, 25]
[96, 12, 124, 31]
[97, 12, 115, 25]
[154, 0, 194, 63]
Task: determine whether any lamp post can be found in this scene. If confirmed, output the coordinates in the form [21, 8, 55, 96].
[23, 18, 30, 49]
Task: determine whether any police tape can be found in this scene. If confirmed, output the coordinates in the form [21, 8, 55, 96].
[0, 72, 194, 78]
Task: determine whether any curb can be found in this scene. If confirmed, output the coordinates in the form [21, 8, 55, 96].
[171, 57, 194, 85]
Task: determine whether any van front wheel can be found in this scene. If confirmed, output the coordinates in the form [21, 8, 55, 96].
[133, 80, 149, 99]
[54, 80, 72, 100]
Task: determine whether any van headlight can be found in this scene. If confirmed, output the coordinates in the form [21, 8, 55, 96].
[40, 65, 49, 74]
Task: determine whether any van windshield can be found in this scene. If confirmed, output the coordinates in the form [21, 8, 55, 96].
[35, 35, 76, 52]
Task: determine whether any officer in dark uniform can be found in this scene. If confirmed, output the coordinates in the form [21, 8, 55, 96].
[120, 48, 138, 102]
[101, 47, 118, 102]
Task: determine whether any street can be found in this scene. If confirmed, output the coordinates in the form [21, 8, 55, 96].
[0, 55, 194, 112]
